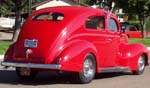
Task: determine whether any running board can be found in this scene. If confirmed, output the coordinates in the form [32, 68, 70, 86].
[100, 66, 130, 73]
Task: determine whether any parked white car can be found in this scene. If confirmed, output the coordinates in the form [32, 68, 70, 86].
[0, 17, 15, 29]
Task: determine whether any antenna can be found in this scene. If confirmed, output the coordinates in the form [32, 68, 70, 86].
[101, 0, 105, 9]
[110, 1, 115, 13]
[108, 1, 115, 18]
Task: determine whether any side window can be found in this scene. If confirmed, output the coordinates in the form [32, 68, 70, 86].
[47, 12, 64, 21]
[32, 12, 49, 21]
[108, 18, 118, 32]
[86, 16, 105, 30]
[129, 26, 137, 31]
[32, 12, 64, 21]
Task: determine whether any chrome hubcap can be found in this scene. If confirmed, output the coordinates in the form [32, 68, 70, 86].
[83, 58, 94, 78]
[138, 56, 145, 71]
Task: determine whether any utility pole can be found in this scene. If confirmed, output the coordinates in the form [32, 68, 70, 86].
[28, 0, 32, 16]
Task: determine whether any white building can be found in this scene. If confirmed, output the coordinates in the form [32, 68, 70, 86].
[0, 17, 15, 29]
[32, 0, 88, 10]
[115, 8, 128, 22]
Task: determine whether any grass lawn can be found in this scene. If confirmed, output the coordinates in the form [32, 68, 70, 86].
[129, 38, 150, 47]
[0, 42, 12, 54]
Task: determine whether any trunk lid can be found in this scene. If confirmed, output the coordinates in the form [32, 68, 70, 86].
[14, 21, 62, 63]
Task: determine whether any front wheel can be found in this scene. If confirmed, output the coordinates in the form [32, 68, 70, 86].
[132, 55, 146, 75]
[71, 54, 96, 84]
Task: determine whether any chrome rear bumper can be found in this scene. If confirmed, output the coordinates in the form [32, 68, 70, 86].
[1, 62, 61, 69]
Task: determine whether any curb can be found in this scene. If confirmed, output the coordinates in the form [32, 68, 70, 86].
[148, 47, 150, 51]
[0, 55, 4, 60]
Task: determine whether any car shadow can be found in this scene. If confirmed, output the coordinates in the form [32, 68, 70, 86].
[95, 72, 132, 79]
[0, 69, 132, 85]
[0, 69, 71, 85]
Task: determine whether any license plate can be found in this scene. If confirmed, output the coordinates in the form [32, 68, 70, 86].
[24, 39, 38, 48]
[20, 68, 31, 76]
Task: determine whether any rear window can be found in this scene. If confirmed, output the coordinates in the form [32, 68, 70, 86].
[32, 12, 64, 21]
[47, 12, 64, 21]
[32, 12, 49, 20]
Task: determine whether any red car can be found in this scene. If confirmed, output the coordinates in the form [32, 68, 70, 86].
[1, 6, 149, 84]
[121, 24, 149, 38]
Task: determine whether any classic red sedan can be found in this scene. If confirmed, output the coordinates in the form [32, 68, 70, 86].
[121, 23, 149, 38]
[1, 6, 149, 84]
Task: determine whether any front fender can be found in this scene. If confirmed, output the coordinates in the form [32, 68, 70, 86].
[58, 40, 98, 72]
[119, 43, 148, 70]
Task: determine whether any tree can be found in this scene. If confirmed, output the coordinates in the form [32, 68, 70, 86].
[80, 0, 96, 5]
[12, 0, 22, 42]
[0, 0, 15, 16]
[116, 0, 150, 38]
[0, 0, 45, 41]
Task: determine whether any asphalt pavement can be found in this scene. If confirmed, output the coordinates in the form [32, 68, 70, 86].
[0, 64, 150, 88]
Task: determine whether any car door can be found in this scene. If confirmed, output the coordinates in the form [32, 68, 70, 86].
[85, 15, 120, 67]
[103, 17, 120, 67]
[85, 15, 114, 67]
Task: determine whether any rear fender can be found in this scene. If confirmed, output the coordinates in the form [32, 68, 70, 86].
[58, 40, 98, 72]
[119, 43, 148, 70]
[4, 43, 15, 62]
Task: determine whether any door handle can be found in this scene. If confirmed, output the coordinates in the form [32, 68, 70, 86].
[106, 38, 112, 43]
[107, 39, 112, 41]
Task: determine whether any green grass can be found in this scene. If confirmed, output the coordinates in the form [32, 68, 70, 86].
[0, 42, 12, 54]
[129, 38, 150, 47]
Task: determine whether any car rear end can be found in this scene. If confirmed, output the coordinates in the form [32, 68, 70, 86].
[1, 7, 71, 71]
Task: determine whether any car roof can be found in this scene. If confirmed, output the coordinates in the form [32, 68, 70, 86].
[31, 6, 116, 19]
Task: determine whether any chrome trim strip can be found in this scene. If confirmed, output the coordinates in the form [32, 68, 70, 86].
[1, 62, 61, 69]
[100, 66, 130, 73]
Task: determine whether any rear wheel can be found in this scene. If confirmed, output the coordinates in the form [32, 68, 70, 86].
[71, 54, 96, 84]
[132, 55, 146, 75]
[16, 67, 38, 80]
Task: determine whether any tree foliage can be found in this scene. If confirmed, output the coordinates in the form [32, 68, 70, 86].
[0, 0, 15, 16]
[116, 0, 150, 38]
[0, 0, 43, 16]
[80, 0, 96, 5]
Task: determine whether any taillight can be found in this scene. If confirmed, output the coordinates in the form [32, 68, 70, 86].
[55, 57, 62, 64]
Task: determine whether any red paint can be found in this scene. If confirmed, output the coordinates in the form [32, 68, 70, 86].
[3, 6, 149, 73]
